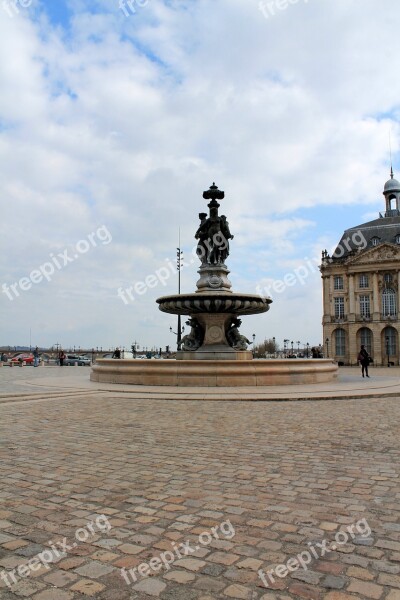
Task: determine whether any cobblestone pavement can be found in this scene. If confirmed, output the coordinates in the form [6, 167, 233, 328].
[0, 366, 92, 395]
[0, 390, 399, 599]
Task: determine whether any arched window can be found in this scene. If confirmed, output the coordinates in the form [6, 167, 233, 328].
[335, 329, 346, 356]
[359, 328, 372, 355]
[384, 327, 396, 356]
[382, 288, 397, 316]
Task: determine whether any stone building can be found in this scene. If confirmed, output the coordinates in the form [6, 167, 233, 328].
[321, 170, 400, 365]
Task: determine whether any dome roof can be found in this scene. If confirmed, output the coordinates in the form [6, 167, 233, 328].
[384, 177, 400, 193]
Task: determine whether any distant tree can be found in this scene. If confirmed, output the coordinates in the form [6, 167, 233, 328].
[253, 338, 279, 357]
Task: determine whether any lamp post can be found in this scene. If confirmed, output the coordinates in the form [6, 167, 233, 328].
[176, 236, 184, 351]
[170, 325, 185, 350]
[284, 339, 289, 357]
[386, 335, 390, 367]
[273, 336, 276, 358]
[252, 333, 256, 357]
[291, 341, 294, 355]
[325, 337, 329, 358]
[306, 342, 309, 358]
[296, 340, 300, 355]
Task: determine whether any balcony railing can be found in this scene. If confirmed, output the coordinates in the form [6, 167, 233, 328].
[331, 316, 347, 323]
[381, 314, 397, 321]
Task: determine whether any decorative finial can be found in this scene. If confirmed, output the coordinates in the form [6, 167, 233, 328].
[203, 183, 224, 202]
[391, 165, 394, 179]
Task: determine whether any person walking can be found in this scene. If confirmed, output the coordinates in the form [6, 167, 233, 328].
[112, 347, 121, 359]
[33, 346, 40, 367]
[358, 344, 370, 378]
[59, 350, 66, 366]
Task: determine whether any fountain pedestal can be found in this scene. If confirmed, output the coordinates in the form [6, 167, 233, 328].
[177, 313, 253, 360]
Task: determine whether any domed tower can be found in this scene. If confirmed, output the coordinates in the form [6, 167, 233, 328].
[383, 167, 400, 217]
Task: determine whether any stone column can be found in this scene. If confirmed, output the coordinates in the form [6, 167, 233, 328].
[373, 272, 379, 320]
[322, 276, 330, 322]
[348, 274, 355, 319]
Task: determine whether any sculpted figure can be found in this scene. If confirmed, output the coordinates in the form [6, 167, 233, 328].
[195, 208, 234, 265]
[181, 318, 204, 351]
[226, 317, 251, 350]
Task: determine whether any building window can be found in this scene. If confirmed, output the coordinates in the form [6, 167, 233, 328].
[382, 288, 397, 316]
[334, 276, 344, 290]
[384, 273, 393, 284]
[335, 329, 345, 356]
[334, 297, 345, 319]
[360, 295, 370, 318]
[384, 327, 396, 356]
[396, 235, 400, 244]
[371, 237, 380, 246]
[360, 327, 372, 356]
[359, 274, 369, 288]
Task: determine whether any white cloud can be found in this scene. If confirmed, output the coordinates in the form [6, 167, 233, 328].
[1, 0, 400, 349]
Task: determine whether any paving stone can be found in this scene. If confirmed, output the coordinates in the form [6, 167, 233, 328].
[378, 572, 400, 588]
[3, 580, 46, 597]
[118, 543, 145, 555]
[193, 575, 226, 592]
[347, 579, 384, 598]
[163, 570, 196, 583]
[288, 583, 320, 599]
[74, 560, 115, 578]
[174, 558, 206, 571]
[133, 577, 167, 596]
[159, 587, 198, 600]
[43, 569, 78, 587]
[321, 575, 346, 589]
[201, 563, 225, 576]
[69, 578, 106, 596]
[223, 583, 254, 598]
[31, 590, 75, 600]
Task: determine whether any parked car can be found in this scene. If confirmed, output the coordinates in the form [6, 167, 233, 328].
[63, 354, 91, 366]
[10, 353, 35, 365]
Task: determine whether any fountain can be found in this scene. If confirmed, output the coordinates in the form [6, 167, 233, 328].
[157, 183, 271, 360]
[91, 183, 337, 387]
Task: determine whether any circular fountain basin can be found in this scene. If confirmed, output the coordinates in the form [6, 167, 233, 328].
[90, 358, 338, 387]
[157, 293, 271, 315]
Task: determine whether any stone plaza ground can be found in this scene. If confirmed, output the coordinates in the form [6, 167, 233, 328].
[0, 366, 399, 599]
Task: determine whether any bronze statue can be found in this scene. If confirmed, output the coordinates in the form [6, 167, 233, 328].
[195, 207, 233, 265]
[226, 317, 251, 350]
[181, 318, 204, 351]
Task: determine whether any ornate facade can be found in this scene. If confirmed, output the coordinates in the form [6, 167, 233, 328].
[321, 170, 400, 365]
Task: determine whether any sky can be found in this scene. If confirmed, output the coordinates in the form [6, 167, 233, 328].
[1, 0, 400, 352]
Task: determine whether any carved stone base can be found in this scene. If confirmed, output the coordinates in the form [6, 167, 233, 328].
[195, 313, 231, 347]
[196, 264, 232, 293]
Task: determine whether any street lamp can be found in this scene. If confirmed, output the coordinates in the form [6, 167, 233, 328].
[170, 325, 185, 350]
[306, 342, 309, 358]
[252, 334, 256, 357]
[325, 337, 329, 358]
[175, 237, 184, 351]
[273, 336, 276, 357]
[386, 335, 390, 367]
[284, 339, 289, 357]
[291, 341, 294, 354]
[296, 340, 300, 355]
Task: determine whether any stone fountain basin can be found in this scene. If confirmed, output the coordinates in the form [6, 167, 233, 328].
[157, 293, 271, 316]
